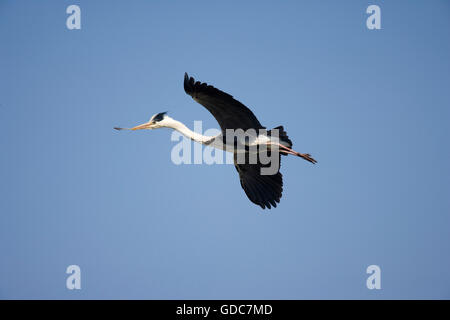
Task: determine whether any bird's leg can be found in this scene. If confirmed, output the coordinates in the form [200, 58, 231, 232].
[274, 143, 317, 164]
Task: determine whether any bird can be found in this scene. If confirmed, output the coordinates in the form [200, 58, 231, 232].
[115, 73, 316, 209]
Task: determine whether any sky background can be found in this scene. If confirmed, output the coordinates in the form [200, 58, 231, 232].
[1, 0, 450, 299]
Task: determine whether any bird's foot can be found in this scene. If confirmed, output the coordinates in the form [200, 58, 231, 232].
[299, 153, 317, 164]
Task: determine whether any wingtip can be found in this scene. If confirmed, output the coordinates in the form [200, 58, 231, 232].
[184, 72, 195, 94]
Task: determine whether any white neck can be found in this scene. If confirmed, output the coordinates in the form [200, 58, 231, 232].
[163, 118, 216, 144]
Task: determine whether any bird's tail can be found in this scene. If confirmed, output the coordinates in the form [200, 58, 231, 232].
[271, 126, 317, 164]
[271, 126, 292, 148]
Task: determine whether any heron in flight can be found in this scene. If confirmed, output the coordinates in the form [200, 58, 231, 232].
[115, 73, 316, 209]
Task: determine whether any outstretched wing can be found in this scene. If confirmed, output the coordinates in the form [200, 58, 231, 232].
[184, 73, 264, 133]
[184, 73, 283, 209]
[234, 153, 283, 209]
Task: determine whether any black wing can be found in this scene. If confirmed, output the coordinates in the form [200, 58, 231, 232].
[184, 73, 264, 133]
[234, 153, 283, 209]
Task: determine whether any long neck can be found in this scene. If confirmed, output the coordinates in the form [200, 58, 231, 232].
[165, 118, 215, 144]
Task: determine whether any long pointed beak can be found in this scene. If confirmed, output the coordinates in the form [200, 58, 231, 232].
[131, 122, 152, 130]
[114, 122, 152, 131]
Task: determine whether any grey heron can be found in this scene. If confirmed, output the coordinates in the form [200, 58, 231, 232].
[115, 73, 316, 209]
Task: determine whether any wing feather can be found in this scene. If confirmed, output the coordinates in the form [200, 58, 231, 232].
[234, 153, 283, 209]
[184, 73, 264, 132]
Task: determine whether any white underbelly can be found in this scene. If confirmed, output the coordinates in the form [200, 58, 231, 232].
[207, 134, 279, 154]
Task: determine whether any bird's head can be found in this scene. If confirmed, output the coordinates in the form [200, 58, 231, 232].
[114, 112, 170, 131]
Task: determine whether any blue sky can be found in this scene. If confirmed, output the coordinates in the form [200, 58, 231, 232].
[1, 0, 450, 299]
